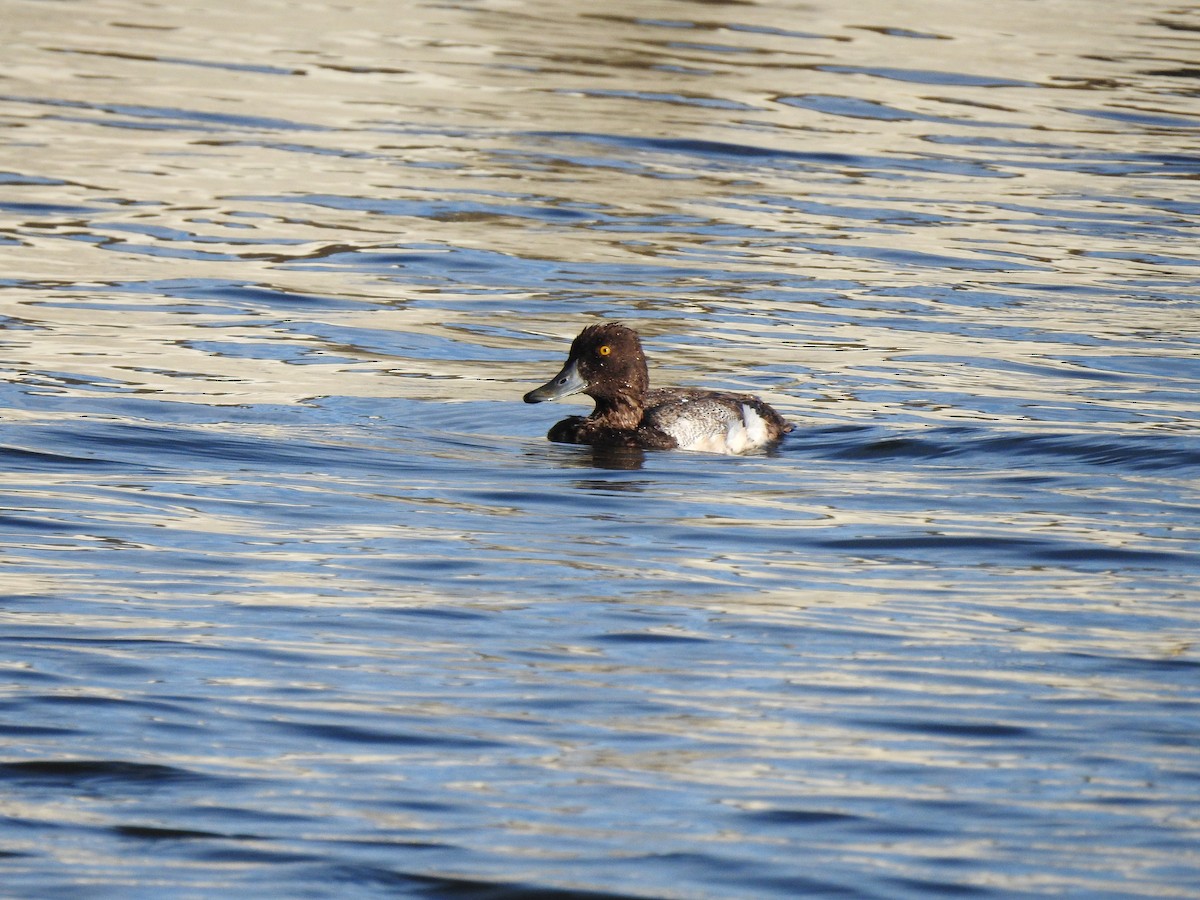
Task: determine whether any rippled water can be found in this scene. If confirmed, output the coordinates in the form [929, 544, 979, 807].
[2, 0, 1199, 897]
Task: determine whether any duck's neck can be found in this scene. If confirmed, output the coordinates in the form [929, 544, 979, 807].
[589, 392, 645, 429]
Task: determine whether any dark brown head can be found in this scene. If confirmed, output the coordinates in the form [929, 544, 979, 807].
[523, 323, 650, 413]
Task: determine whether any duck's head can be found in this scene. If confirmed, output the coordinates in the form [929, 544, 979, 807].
[524, 322, 649, 406]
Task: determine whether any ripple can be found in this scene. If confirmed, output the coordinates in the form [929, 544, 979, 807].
[2, 94, 323, 132]
[810, 426, 1200, 472]
[816, 65, 1037, 88]
[0, 760, 209, 786]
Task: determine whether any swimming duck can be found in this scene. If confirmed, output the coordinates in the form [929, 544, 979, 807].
[524, 322, 792, 454]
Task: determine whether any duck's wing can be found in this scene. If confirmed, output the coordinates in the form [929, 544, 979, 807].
[644, 389, 791, 454]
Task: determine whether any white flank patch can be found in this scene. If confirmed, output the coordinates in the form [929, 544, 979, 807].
[740, 404, 770, 447]
[720, 404, 767, 454]
[674, 404, 770, 455]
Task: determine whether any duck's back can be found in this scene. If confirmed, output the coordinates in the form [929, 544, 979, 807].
[644, 388, 791, 454]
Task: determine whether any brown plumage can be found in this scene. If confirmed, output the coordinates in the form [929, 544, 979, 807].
[524, 323, 792, 454]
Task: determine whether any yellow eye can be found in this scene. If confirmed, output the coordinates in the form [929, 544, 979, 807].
[598, 345, 611, 357]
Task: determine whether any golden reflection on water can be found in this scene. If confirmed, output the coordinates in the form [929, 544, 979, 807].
[3, 0, 1195, 412]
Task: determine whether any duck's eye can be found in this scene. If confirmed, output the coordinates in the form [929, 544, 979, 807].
[598, 345, 611, 357]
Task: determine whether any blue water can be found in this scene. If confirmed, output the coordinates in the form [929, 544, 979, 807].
[2, 1, 1199, 897]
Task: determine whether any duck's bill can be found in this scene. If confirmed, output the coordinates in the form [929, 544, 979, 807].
[523, 358, 587, 403]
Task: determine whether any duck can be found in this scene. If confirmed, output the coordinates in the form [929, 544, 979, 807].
[523, 322, 792, 454]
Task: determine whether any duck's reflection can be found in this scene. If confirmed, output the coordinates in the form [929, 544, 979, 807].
[525, 443, 647, 471]
[581, 444, 647, 470]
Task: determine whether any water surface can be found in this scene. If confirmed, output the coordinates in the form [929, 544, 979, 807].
[2, 0, 1198, 897]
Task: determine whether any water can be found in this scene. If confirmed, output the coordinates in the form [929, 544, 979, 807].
[2, 0, 1199, 896]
